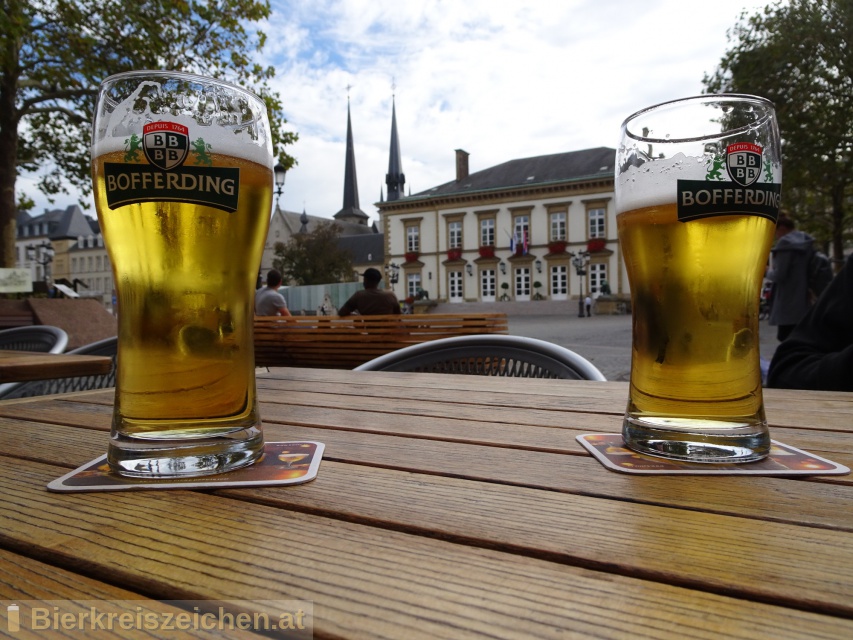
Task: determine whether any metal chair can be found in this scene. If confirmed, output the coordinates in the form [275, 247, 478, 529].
[0, 336, 117, 400]
[0, 325, 68, 353]
[354, 335, 607, 380]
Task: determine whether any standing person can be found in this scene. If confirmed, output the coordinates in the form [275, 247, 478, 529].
[765, 215, 814, 341]
[584, 295, 592, 317]
[339, 268, 401, 316]
[254, 269, 291, 316]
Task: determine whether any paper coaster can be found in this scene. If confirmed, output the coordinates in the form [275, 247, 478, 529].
[577, 434, 850, 475]
[47, 441, 324, 492]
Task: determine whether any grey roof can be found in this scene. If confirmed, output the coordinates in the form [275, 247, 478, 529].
[337, 233, 384, 264]
[280, 208, 377, 237]
[17, 205, 97, 240]
[408, 147, 615, 201]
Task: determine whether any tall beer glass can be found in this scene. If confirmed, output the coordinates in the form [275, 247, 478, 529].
[92, 71, 273, 477]
[616, 95, 781, 462]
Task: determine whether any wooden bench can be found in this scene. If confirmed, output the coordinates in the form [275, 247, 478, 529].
[0, 300, 36, 329]
[254, 313, 509, 369]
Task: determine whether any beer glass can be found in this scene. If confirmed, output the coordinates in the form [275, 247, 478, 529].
[616, 95, 781, 462]
[92, 71, 273, 477]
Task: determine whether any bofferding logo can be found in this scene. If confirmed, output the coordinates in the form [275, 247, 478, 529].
[104, 121, 240, 212]
[726, 142, 762, 187]
[676, 142, 781, 223]
[143, 122, 189, 170]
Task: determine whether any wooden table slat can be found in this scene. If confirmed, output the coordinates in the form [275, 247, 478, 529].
[0, 368, 851, 638]
[0, 350, 113, 383]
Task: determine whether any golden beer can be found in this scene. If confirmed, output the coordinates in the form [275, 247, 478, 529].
[616, 94, 781, 462]
[92, 71, 273, 477]
[618, 204, 774, 422]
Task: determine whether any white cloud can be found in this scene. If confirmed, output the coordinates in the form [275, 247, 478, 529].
[21, 0, 770, 225]
[264, 0, 769, 224]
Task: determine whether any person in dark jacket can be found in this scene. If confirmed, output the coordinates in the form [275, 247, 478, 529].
[765, 216, 815, 341]
[338, 268, 401, 316]
[767, 254, 853, 391]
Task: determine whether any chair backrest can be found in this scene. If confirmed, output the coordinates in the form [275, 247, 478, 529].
[0, 336, 117, 400]
[0, 325, 68, 354]
[354, 335, 607, 380]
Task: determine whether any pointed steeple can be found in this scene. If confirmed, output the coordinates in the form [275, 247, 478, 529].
[334, 96, 369, 225]
[385, 95, 406, 201]
[299, 207, 309, 234]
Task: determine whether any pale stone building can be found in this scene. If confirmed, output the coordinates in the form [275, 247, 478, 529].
[376, 147, 626, 305]
[15, 205, 112, 306]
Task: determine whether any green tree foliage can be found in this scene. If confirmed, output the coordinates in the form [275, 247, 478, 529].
[0, 0, 298, 266]
[704, 0, 853, 265]
[273, 222, 355, 286]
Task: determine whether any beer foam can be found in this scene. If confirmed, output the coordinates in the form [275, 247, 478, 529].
[616, 152, 701, 211]
[92, 74, 273, 168]
[616, 151, 781, 212]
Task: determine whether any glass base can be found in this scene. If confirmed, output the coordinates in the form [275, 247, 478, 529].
[108, 426, 264, 478]
[622, 415, 770, 463]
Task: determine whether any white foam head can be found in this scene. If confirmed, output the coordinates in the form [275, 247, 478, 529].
[617, 153, 707, 212]
[92, 71, 273, 167]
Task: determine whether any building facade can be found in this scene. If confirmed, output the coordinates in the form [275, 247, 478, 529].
[377, 147, 627, 304]
[15, 206, 113, 308]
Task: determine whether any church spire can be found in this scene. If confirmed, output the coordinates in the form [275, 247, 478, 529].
[334, 93, 369, 225]
[385, 94, 405, 202]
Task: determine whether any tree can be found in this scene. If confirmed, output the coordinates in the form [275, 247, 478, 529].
[273, 222, 355, 286]
[703, 0, 853, 267]
[1, 0, 298, 267]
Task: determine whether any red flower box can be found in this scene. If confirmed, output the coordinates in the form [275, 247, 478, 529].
[404, 251, 420, 263]
[447, 248, 462, 261]
[548, 240, 567, 254]
[587, 238, 606, 253]
[478, 245, 495, 258]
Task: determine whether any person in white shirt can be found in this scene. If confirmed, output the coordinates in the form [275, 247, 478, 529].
[254, 269, 291, 316]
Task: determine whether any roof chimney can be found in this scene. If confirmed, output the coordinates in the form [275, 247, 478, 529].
[455, 149, 469, 181]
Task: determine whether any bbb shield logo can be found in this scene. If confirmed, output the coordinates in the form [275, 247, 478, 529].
[143, 121, 189, 171]
[726, 142, 762, 187]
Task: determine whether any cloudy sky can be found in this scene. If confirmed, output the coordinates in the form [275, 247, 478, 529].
[24, 0, 772, 222]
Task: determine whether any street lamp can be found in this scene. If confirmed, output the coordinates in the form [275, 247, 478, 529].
[257, 163, 287, 289]
[273, 163, 287, 212]
[466, 263, 473, 276]
[570, 250, 590, 318]
[26, 241, 55, 284]
[499, 261, 506, 275]
[385, 262, 400, 285]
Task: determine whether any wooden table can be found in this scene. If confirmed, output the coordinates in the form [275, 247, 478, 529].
[1, 368, 852, 638]
[0, 350, 113, 383]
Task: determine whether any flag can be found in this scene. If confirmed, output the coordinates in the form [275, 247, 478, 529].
[523, 229, 529, 255]
[510, 232, 518, 254]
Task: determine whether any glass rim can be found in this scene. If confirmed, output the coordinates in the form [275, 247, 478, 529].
[621, 93, 776, 145]
[99, 69, 265, 104]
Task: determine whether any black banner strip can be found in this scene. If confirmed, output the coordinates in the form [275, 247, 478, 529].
[104, 164, 240, 213]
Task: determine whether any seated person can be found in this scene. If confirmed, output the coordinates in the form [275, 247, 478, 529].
[767, 254, 852, 391]
[339, 268, 401, 316]
[254, 269, 291, 316]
